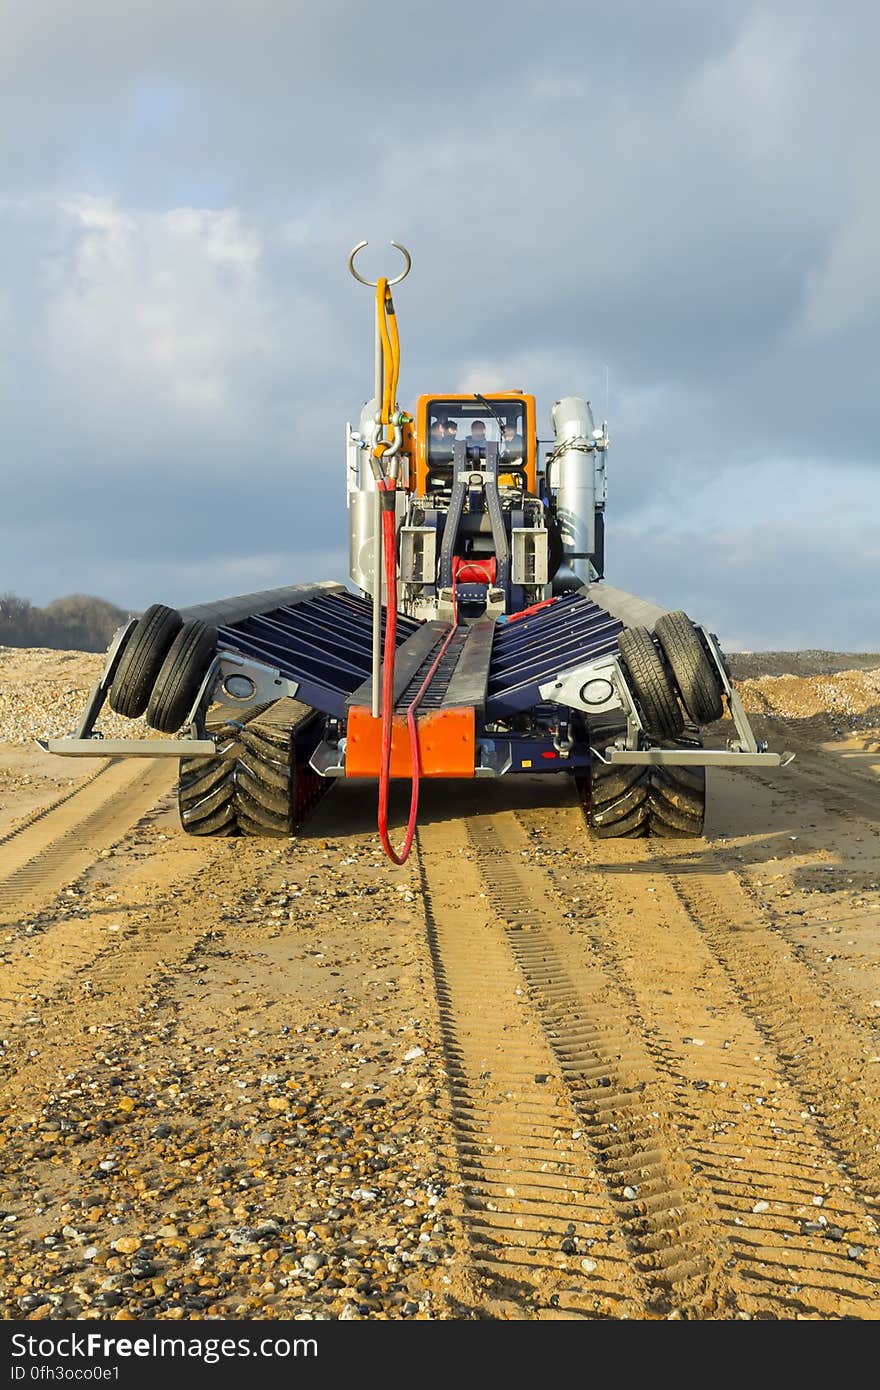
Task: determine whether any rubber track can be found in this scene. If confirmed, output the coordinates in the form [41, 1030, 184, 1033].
[584, 761, 706, 838]
[178, 698, 327, 837]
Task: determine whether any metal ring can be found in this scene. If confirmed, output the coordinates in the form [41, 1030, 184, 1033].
[348, 240, 412, 287]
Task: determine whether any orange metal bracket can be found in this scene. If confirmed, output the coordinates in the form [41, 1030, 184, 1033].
[346, 706, 475, 779]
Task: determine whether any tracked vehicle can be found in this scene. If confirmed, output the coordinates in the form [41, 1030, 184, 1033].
[44, 243, 788, 860]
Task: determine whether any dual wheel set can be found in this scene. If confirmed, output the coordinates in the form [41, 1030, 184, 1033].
[107, 604, 324, 838]
[585, 611, 726, 839]
[108, 604, 217, 734]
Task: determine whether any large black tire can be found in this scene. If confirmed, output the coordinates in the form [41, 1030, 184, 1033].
[146, 620, 217, 733]
[648, 758, 706, 838]
[580, 761, 651, 838]
[654, 611, 724, 725]
[617, 626, 685, 739]
[581, 746, 706, 840]
[108, 604, 182, 718]
[178, 698, 327, 838]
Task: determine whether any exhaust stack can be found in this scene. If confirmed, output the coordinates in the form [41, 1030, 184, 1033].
[550, 396, 601, 586]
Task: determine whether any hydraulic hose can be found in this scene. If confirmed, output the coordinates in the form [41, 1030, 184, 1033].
[372, 270, 462, 865]
[375, 479, 460, 865]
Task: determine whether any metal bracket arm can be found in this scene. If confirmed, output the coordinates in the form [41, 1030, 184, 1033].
[39, 737, 220, 758]
[539, 655, 642, 743]
[41, 647, 300, 760]
[699, 626, 761, 754]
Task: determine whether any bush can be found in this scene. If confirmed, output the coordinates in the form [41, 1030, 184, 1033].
[0, 592, 129, 652]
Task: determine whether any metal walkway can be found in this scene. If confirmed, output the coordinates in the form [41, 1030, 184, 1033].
[218, 589, 420, 719]
[486, 592, 623, 717]
[217, 588, 622, 723]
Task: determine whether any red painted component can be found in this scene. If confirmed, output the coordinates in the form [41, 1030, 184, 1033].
[452, 556, 497, 586]
[541, 750, 557, 759]
[504, 597, 556, 624]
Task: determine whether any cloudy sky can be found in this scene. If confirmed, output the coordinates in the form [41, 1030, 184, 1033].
[1, 0, 878, 648]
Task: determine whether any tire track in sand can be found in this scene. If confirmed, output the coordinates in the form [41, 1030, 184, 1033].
[0, 834, 255, 1117]
[652, 842, 880, 1195]
[740, 752, 880, 827]
[464, 806, 755, 1317]
[515, 795, 880, 1318]
[415, 812, 645, 1319]
[0, 759, 175, 921]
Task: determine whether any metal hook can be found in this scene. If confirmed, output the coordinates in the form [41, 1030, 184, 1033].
[348, 240, 412, 287]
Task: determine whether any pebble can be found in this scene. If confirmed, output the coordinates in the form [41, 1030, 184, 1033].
[111, 1237, 142, 1255]
[229, 1227, 259, 1246]
[18, 1294, 47, 1312]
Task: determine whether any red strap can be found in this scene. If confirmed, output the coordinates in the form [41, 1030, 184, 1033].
[452, 556, 497, 586]
[504, 597, 556, 624]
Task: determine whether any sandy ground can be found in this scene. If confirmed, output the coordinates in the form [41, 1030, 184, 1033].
[0, 645, 879, 1320]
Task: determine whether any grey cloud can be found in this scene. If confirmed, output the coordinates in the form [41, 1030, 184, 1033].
[0, 1, 877, 645]
[611, 518, 880, 652]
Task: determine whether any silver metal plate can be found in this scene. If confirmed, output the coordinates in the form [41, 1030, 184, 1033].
[603, 748, 793, 767]
[39, 738, 219, 758]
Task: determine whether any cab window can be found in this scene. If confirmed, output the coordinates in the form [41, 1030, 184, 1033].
[427, 400, 525, 463]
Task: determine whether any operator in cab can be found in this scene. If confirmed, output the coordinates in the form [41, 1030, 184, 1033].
[501, 422, 524, 460]
[429, 417, 447, 454]
[465, 419, 488, 459]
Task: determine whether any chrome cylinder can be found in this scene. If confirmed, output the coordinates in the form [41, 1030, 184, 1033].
[348, 399, 379, 595]
[550, 396, 596, 585]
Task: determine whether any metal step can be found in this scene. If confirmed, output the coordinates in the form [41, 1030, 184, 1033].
[395, 628, 466, 711]
[347, 621, 448, 712]
[393, 618, 496, 715]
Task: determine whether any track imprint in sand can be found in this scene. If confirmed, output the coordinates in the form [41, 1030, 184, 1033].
[415, 816, 644, 1318]
[0, 760, 175, 919]
[1, 648, 879, 1320]
[508, 790, 880, 1317]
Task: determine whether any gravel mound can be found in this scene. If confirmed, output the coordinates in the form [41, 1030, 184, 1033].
[0, 647, 154, 745]
[728, 650, 880, 679]
[737, 666, 880, 725]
